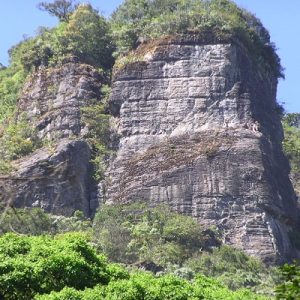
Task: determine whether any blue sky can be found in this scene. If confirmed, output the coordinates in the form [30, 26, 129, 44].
[0, 0, 299, 112]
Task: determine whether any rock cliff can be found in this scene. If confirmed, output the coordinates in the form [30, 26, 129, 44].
[17, 60, 102, 141]
[0, 61, 102, 216]
[1, 34, 298, 263]
[107, 35, 298, 263]
[1, 139, 96, 216]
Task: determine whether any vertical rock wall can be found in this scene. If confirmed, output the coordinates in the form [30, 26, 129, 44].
[107, 35, 298, 263]
[0, 62, 102, 217]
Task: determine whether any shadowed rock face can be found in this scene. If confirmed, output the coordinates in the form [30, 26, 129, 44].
[0, 140, 96, 216]
[107, 35, 298, 263]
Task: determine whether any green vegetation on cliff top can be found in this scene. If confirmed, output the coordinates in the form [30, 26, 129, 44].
[111, 0, 283, 78]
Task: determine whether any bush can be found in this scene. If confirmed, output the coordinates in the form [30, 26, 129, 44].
[12, 4, 114, 73]
[282, 115, 300, 196]
[0, 209, 273, 299]
[81, 102, 111, 180]
[0, 233, 127, 300]
[93, 203, 218, 267]
[0, 208, 92, 235]
[35, 271, 269, 300]
[184, 245, 278, 293]
[0, 67, 26, 122]
[0, 114, 42, 174]
[0, 208, 53, 235]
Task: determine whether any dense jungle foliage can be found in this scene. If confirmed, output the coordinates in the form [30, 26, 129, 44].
[0, 231, 272, 300]
[0, 204, 282, 299]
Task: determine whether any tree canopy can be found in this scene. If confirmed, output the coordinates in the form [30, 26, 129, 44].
[37, 0, 78, 21]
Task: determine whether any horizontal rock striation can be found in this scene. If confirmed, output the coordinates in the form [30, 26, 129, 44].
[0, 62, 103, 217]
[17, 61, 102, 141]
[107, 35, 298, 263]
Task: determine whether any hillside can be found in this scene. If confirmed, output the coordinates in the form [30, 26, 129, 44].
[0, 0, 299, 299]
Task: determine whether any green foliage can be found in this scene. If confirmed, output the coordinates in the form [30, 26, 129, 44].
[284, 113, 300, 128]
[35, 271, 269, 300]
[0, 115, 42, 174]
[0, 208, 53, 235]
[81, 101, 111, 180]
[184, 245, 278, 294]
[8, 4, 114, 74]
[0, 206, 274, 299]
[283, 112, 300, 191]
[93, 203, 218, 267]
[111, 0, 283, 78]
[64, 4, 114, 69]
[0, 116, 40, 160]
[283, 125, 300, 172]
[50, 212, 92, 234]
[0, 66, 26, 122]
[0, 208, 92, 235]
[0, 233, 127, 300]
[275, 263, 300, 299]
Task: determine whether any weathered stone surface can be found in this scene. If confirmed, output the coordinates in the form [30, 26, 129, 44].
[107, 35, 298, 263]
[17, 62, 102, 140]
[0, 139, 96, 216]
[0, 62, 103, 217]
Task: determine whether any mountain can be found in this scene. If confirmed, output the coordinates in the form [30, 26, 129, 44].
[0, 0, 299, 265]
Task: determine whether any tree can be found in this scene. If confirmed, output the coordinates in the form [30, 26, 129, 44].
[0, 233, 124, 299]
[37, 0, 78, 21]
[64, 4, 114, 69]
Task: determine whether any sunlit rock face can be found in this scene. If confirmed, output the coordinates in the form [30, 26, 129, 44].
[107, 35, 298, 264]
[18, 61, 102, 141]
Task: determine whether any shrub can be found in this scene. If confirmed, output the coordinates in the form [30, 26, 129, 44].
[0, 208, 92, 235]
[0, 233, 127, 300]
[13, 4, 114, 73]
[0, 67, 26, 122]
[184, 245, 278, 293]
[93, 203, 217, 267]
[35, 270, 269, 300]
[0, 114, 42, 174]
[81, 101, 111, 180]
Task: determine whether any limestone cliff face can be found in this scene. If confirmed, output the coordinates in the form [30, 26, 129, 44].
[107, 35, 298, 263]
[0, 61, 102, 216]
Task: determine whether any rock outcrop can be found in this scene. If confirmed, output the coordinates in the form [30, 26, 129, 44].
[17, 60, 102, 141]
[107, 35, 298, 263]
[0, 139, 96, 216]
[1, 34, 298, 263]
[0, 61, 102, 216]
